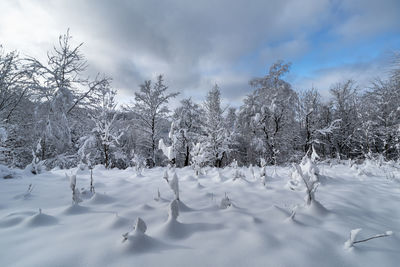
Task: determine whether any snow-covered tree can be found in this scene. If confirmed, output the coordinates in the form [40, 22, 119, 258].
[329, 80, 360, 159]
[201, 84, 231, 167]
[358, 79, 400, 159]
[126, 75, 178, 167]
[240, 60, 298, 165]
[172, 98, 204, 166]
[91, 83, 122, 168]
[26, 30, 109, 161]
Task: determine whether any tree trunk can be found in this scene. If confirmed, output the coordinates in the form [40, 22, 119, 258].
[104, 144, 109, 168]
[184, 145, 190, 166]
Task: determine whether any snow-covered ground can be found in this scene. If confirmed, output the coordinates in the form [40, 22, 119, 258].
[1, 162, 400, 267]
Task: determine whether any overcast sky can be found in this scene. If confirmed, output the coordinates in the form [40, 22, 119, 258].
[1, 0, 399, 106]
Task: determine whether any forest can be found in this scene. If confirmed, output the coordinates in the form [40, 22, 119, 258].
[1, 31, 399, 173]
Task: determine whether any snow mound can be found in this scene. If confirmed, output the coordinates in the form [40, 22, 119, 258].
[120, 217, 185, 254]
[303, 200, 329, 216]
[87, 192, 116, 205]
[102, 214, 130, 229]
[25, 210, 58, 227]
[177, 200, 194, 212]
[62, 204, 90, 215]
[155, 200, 222, 239]
[0, 216, 25, 228]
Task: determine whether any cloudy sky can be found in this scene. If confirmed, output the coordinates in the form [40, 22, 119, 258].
[1, 0, 399, 106]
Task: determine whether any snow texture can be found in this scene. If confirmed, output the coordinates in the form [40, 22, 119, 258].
[0, 163, 399, 267]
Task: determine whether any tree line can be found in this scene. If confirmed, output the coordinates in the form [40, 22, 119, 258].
[1, 31, 399, 170]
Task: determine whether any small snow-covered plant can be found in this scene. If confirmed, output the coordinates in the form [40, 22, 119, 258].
[77, 135, 97, 193]
[289, 205, 298, 221]
[344, 228, 393, 249]
[67, 172, 81, 204]
[287, 163, 303, 190]
[86, 153, 95, 194]
[301, 153, 319, 183]
[259, 158, 267, 185]
[220, 193, 232, 209]
[131, 151, 145, 176]
[163, 169, 169, 183]
[169, 172, 180, 201]
[294, 163, 319, 205]
[134, 217, 147, 234]
[23, 184, 34, 199]
[310, 145, 320, 163]
[122, 217, 147, 242]
[249, 164, 255, 180]
[168, 199, 179, 221]
[154, 188, 161, 201]
[31, 140, 43, 175]
[231, 159, 242, 180]
[159, 121, 178, 166]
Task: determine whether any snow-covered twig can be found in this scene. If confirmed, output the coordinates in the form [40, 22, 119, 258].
[344, 228, 393, 249]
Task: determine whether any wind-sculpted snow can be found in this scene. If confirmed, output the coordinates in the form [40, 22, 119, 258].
[0, 163, 399, 267]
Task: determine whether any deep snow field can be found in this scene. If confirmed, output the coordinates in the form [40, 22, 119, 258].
[1, 161, 400, 267]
